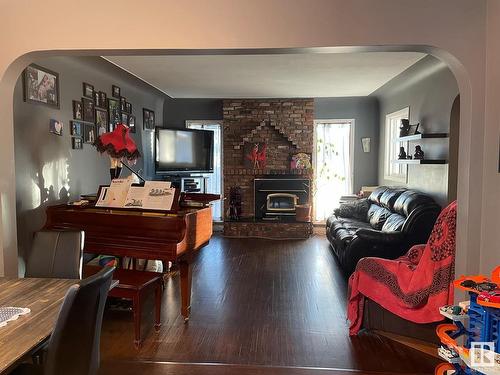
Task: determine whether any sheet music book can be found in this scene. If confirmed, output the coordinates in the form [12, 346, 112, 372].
[95, 178, 132, 208]
[96, 180, 175, 211]
[124, 181, 174, 210]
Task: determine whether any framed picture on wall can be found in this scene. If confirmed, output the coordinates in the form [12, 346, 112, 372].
[143, 108, 155, 130]
[125, 102, 132, 114]
[121, 112, 129, 126]
[99, 91, 107, 108]
[107, 98, 120, 127]
[72, 100, 83, 120]
[83, 82, 94, 98]
[128, 114, 136, 133]
[93, 91, 100, 106]
[120, 97, 126, 111]
[49, 119, 63, 136]
[82, 97, 95, 122]
[23, 64, 60, 108]
[83, 123, 96, 144]
[95, 108, 108, 136]
[72, 137, 83, 150]
[70, 121, 83, 137]
[112, 85, 121, 98]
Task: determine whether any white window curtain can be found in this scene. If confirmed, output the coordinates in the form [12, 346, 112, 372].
[314, 120, 353, 222]
[186, 121, 223, 221]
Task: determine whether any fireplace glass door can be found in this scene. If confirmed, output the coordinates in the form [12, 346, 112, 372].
[266, 193, 298, 213]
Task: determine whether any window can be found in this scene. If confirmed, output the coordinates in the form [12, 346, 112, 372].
[314, 119, 354, 222]
[186, 120, 223, 221]
[384, 107, 409, 182]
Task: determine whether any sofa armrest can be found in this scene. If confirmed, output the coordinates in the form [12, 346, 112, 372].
[342, 230, 408, 276]
[355, 228, 405, 244]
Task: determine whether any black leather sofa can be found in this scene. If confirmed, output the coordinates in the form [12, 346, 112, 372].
[326, 186, 441, 276]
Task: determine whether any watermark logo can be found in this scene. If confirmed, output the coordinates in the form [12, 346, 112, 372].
[470, 342, 495, 368]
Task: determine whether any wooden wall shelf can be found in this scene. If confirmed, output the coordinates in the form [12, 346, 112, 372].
[393, 159, 448, 165]
[397, 133, 449, 142]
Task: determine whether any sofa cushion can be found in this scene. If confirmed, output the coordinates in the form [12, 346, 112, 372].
[333, 198, 370, 221]
[381, 213, 406, 232]
[368, 186, 389, 205]
[379, 188, 406, 210]
[331, 218, 371, 233]
[368, 205, 393, 230]
[393, 190, 435, 217]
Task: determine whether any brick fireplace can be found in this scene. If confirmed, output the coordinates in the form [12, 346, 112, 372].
[222, 99, 314, 238]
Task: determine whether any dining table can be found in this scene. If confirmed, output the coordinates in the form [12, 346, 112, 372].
[0, 277, 77, 374]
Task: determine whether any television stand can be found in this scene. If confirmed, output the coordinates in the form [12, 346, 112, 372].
[181, 176, 209, 193]
[158, 175, 210, 193]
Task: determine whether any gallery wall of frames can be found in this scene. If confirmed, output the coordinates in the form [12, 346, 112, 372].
[23, 62, 157, 150]
[14, 55, 165, 263]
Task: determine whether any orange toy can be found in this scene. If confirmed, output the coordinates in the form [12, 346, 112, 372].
[434, 362, 457, 375]
[436, 323, 461, 351]
[492, 265, 500, 284]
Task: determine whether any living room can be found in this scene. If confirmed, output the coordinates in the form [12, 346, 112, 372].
[1, 2, 500, 375]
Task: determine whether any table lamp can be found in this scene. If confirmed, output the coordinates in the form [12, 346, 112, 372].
[93, 123, 141, 181]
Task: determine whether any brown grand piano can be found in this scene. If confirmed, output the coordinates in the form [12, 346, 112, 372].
[43, 193, 218, 320]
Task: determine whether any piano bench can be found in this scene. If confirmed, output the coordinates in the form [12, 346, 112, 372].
[84, 265, 164, 348]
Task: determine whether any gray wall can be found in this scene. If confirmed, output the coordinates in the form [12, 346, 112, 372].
[14, 56, 165, 266]
[163, 98, 223, 129]
[161, 96, 380, 194]
[372, 55, 459, 206]
[314, 97, 379, 193]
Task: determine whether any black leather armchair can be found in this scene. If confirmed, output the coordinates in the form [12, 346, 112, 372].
[326, 187, 441, 276]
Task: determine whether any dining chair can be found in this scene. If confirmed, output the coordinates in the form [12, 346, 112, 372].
[12, 266, 115, 375]
[25, 230, 84, 279]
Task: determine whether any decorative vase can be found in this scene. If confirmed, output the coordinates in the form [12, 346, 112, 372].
[295, 204, 311, 222]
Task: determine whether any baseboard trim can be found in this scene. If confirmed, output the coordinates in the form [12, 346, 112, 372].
[105, 359, 432, 375]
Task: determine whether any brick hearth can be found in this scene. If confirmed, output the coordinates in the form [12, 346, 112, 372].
[222, 99, 314, 238]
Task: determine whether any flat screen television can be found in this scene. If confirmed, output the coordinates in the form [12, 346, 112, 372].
[155, 128, 214, 173]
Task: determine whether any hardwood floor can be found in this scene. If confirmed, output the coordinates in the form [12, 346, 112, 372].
[99, 234, 440, 375]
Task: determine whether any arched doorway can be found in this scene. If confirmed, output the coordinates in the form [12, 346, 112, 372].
[0, 46, 475, 280]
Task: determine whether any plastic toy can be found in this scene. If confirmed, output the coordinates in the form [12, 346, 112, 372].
[478, 289, 500, 304]
[437, 266, 500, 374]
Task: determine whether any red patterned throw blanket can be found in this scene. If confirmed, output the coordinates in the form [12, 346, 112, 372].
[348, 201, 457, 335]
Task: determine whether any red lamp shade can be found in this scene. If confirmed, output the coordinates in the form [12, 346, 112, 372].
[94, 123, 140, 160]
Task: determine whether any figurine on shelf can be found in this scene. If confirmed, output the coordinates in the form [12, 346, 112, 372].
[399, 119, 410, 137]
[414, 145, 425, 159]
[228, 186, 242, 220]
[398, 146, 407, 160]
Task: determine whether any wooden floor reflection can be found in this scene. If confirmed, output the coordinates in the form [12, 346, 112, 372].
[100, 234, 439, 374]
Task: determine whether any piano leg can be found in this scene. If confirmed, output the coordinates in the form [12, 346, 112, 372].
[179, 260, 192, 322]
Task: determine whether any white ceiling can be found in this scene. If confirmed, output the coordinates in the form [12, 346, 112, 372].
[104, 52, 426, 98]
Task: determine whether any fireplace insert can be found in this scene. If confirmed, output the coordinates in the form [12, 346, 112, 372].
[254, 178, 310, 220]
[267, 193, 299, 212]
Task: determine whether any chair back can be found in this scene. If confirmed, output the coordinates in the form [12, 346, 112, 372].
[44, 266, 114, 375]
[25, 230, 84, 279]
